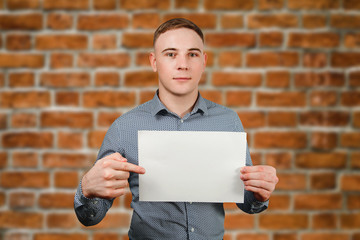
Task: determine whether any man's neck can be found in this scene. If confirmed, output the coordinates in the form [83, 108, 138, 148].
[158, 90, 199, 118]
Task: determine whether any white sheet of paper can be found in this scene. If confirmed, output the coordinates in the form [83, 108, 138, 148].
[138, 131, 246, 203]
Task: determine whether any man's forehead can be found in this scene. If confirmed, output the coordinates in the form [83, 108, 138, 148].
[154, 28, 204, 51]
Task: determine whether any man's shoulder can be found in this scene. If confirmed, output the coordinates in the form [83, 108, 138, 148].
[203, 97, 238, 117]
[113, 100, 153, 124]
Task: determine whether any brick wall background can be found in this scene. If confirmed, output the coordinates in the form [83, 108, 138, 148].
[0, 0, 360, 239]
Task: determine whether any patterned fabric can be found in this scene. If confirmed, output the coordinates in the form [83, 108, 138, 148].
[74, 91, 268, 240]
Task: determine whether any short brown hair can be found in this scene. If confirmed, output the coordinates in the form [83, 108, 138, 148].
[153, 18, 204, 46]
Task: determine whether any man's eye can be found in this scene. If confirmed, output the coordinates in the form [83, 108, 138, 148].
[166, 53, 175, 57]
[189, 53, 199, 57]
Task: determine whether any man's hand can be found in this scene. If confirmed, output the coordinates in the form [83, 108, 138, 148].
[81, 152, 145, 199]
[240, 165, 278, 202]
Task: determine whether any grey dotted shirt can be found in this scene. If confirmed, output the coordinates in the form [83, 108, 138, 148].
[74, 91, 268, 240]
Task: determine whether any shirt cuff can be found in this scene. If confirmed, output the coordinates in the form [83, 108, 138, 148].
[250, 194, 269, 213]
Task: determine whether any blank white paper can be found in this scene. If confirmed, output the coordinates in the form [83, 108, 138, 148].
[138, 131, 246, 203]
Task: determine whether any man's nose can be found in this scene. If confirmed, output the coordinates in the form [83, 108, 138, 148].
[176, 55, 189, 70]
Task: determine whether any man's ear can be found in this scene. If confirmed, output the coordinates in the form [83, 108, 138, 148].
[203, 52, 208, 70]
[149, 52, 157, 72]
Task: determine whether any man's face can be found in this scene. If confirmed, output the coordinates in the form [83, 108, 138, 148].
[150, 28, 207, 99]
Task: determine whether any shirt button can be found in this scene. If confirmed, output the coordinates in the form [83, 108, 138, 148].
[90, 214, 94, 217]
[189, 202, 192, 204]
[191, 227, 195, 232]
[180, 119, 184, 123]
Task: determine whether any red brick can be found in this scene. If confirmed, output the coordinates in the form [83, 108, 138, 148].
[40, 72, 90, 87]
[50, 53, 73, 69]
[350, 72, 360, 87]
[213, 72, 261, 87]
[0, 54, 44, 68]
[42, 153, 93, 168]
[0, 152, 7, 168]
[0, 211, 43, 229]
[300, 111, 349, 126]
[221, 15, 243, 29]
[0, 73, 3, 87]
[200, 90, 222, 105]
[289, 0, 339, 9]
[247, 52, 298, 67]
[84, 213, 131, 229]
[348, 194, 360, 209]
[41, 111, 92, 128]
[94, 233, 120, 240]
[204, 0, 254, 9]
[83, 91, 135, 108]
[341, 174, 360, 191]
[121, 0, 169, 9]
[175, 0, 198, 9]
[295, 72, 344, 87]
[344, 0, 360, 9]
[93, 0, 116, 9]
[268, 112, 297, 127]
[224, 213, 254, 229]
[136, 52, 151, 66]
[12, 152, 38, 168]
[98, 112, 122, 127]
[332, 52, 360, 67]
[93, 34, 117, 49]
[205, 33, 255, 47]
[7, 0, 40, 9]
[11, 113, 37, 128]
[47, 213, 78, 228]
[310, 91, 337, 106]
[56, 92, 79, 106]
[288, 32, 339, 48]
[54, 171, 78, 188]
[34, 234, 87, 240]
[124, 71, 158, 87]
[295, 193, 342, 210]
[9, 192, 35, 208]
[331, 15, 360, 28]
[47, 13, 73, 30]
[219, 52, 242, 67]
[122, 32, 153, 48]
[341, 132, 360, 147]
[38, 193, 75, 209]
[1, 91, 50, 108]
[238, 112, 266, 128]
[266, 71, 290, 88]
[265, 152, 292, 169]
[163, 13, 216, 29]
[248, 14, 298, 29]
[6, 34, 31, 50]
[267, 194, 290, 210]
[36, 35, 87, 50]
[0, 192, 5, 206]
[43, 0, 88, 9]
[311, 172, 336, 190]
[95, 72, 120, 87]
[344, 33, 360, 48]
[274, 233, 297, 240]
[276, 173, 306, 190]
[77, 53, 130, 68]
[311, 132, 337, 150]
[259, 32, 283, 47]
[303, 52, 327, 67]
[296, 152, 346, 169]
[341, 91, 360, 106]
[258, 0, 283, 10]
[140, 91, 156, 104]
[341, 213, 360, 229]
[0, 172, 49, 188]
[254, 132, 307, 149]
[77, 14, 128, 30]
[0, 13, 42, 30]
[351, 152, 360, 168]
[9, 72, 34, 87]
[2, 132, 53, 148]
[302, 233, 349, 240]
[259, 214, 308, 229]
[236, 234, 269, 240]
[312, 213, 337, 229]
[225, 91, 252, 107]
[257, 92, 306, 107]
[88, 130, 106, 148]
[303, 15, 327, 28]
[58, 132, 83, 149]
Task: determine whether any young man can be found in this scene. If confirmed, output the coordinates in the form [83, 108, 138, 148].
[74, 18, 278, 239]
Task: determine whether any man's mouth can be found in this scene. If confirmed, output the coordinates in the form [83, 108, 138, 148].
[173, 77, 191, 80]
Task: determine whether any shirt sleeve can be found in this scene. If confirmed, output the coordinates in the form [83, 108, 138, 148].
[74, 120, 122, 226]
[232, 112, 269, 214]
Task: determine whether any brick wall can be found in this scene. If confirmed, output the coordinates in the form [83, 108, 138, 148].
[0, 0, 360, 239]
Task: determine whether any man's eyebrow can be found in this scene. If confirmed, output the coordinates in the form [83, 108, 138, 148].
[161, 48, 177, 53]
[188, 48, 202, 53]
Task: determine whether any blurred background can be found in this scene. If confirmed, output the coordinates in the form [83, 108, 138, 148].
[0, 0, 360, 239]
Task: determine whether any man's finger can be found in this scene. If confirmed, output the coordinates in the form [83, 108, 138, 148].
[241, 165, 275, 174]
[241, 172, 277, 183]
[113, 161, 146, 174]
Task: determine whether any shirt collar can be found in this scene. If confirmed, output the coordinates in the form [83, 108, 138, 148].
[150, 90, 208, 117]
